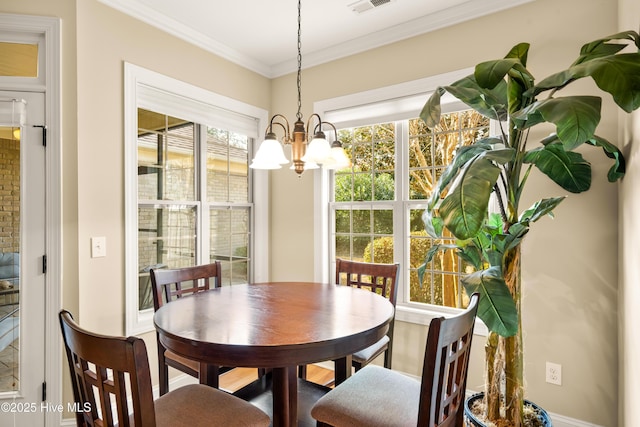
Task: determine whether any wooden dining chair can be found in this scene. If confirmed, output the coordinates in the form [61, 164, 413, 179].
[150, 262, 229, 395]
[311, 293, 479, 427]
[59, 310, 270, 427]
[316, 258, 399, 384]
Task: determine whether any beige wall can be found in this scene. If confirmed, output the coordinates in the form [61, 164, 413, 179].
[74, 0, 271, 333]
[72, 0, 271, 398]
[271, 0, 622, 425]
[618, 1, 640, 426]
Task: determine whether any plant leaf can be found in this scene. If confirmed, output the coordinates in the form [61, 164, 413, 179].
[585, 135, 626, 181]
[475, 58, 521, 89]
[580, 54, 640, 113]
[458, 245, 484, 270]
[503, 223, 529, 252]
[514, 97, 601, 149]
[505, 42, 530, 66]
[524, 143, 591, 193]
[418, 243, 460, 286]
[426, 139, 502, 210]
[444, 76, 509, 121]
[422, 210, 443, 239]
[420, 87, 445, 128]
[439, 155, 502, 239]
[530, 53, 640, 113]
[462, 267, 518, 337]
[519, 197, 566, 224]
[575, 30, 640, 64]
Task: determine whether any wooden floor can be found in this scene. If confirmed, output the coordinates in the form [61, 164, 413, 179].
[219, 365, 335, 393]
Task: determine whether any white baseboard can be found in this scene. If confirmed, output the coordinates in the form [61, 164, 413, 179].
[550, 413, 603, 427]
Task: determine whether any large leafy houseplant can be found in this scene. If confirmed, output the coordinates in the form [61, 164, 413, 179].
[419, 31, 640, 425]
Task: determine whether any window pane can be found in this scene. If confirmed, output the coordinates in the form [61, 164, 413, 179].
[137, 109, 194, 201]
[353, 173, 372, 201]
[0, 42, 38, 77]
[335, 209, 350, 233]
[373, 172, 394, 201]
[373, 210, 393, 235]
[353, 209, 371, 234]
[207, 127, 249, 203]
[334, 175, 353, 202]
[352, 236, 372, 261]
[210, 207, 250, 286]
[335, 235, 351, 259]
[138, 205, 197, 310]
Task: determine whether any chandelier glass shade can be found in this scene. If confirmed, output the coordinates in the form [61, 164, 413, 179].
[249, 0, 351, 176]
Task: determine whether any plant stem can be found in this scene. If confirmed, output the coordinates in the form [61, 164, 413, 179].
[503, 244, 523, 424]
[485, 332, 501, 420]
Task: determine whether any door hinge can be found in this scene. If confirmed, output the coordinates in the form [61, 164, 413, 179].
[42, 255, 47, 274]
[42, 381, 46, 401]
[33, 124, 47, 147]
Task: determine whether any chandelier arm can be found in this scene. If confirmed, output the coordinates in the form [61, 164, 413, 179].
[322, 121, 339, 142]
[268, 114, 292, 139]
[306, 113, 324, 135]
[269, 121, 290, 139]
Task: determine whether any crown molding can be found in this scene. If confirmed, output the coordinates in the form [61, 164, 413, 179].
[98, 0, 273, 76]
[100, 0, 535, 79]
[270, 0, 536, 77]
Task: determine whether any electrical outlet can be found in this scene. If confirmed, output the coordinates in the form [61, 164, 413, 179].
[545, 362, 562, 386]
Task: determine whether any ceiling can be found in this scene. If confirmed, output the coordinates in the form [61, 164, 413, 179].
[99, 0, 533, 78]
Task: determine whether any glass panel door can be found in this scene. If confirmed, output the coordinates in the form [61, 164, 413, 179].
[0, 92, 46, 427]
[0, 118, 20, 392]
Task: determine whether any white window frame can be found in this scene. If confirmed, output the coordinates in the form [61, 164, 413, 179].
[124, 63, 270, 335]
[313, 69, 487, 334]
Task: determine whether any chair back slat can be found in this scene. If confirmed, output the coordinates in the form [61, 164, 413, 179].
[150, 262, 222, 310]
[335, 258, 399, 305]
[59, 310, 157, 427]
[418, 293, 479, 427]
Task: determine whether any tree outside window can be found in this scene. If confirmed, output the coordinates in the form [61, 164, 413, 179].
[331, 110, 488, 308]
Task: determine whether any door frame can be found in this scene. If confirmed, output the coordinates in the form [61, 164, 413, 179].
[0, 14, 62, 427]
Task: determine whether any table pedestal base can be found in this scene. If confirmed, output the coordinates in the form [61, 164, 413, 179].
[233, 371, 331, 427]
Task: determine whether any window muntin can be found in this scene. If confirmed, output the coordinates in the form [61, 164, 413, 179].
[331, 109, 488, 310]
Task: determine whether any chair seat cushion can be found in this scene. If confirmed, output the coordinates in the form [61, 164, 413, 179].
[311, 365, 420, 427]
[155, 384, 270, 427]
[352, 335, 389, 364]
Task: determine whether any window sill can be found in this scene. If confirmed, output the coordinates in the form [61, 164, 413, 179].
[395, 304, 488, 336]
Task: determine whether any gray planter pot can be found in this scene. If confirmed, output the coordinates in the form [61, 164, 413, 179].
[464, 392, 552, 426]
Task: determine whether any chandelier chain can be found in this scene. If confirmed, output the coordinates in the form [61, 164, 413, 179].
[296, 0, 303, 121]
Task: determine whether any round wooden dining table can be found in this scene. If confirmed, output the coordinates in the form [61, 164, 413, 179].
[153, 281, 394, 427]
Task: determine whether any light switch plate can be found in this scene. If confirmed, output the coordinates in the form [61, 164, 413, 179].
[91, 236, 106, 258]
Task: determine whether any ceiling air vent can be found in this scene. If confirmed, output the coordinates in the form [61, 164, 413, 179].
[349, 0, 394, 14]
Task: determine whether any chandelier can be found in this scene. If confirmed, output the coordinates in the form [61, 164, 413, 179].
[249, 0, 351, 176]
